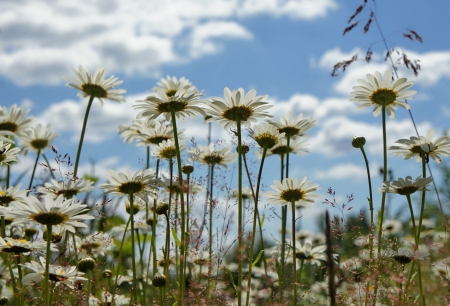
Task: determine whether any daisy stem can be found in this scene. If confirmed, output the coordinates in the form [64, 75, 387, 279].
[279, 154, 286, 302]
[16, 256, 23, 306]
[236, 116, 244, 306]
[374, 104, 388, 305]
[128, 192, 139, 304]
[147, 146, 150, 169]
[151, 159, 160, 286]
[42, 153, 55, 180]
[6, 165, 9, 189]
[417, 155, 427, 241]
[208, 163, 215, 293]
[114, 218, 131, 288]
[72, 233, 78, 262]
[44, 224, 52, 306]
[405, 195, 418, 246]
[401, 261, 416, 305]
[170, 110, 186, 304]
[359, 146, 374, 306]
[245, 146, 268, 306]
[28, 149, 41, 191]
[86, 270, 92, 306]
[73, 95, 95, 178]
[184, 172, 191, 286]
[291, 199, 298, 306]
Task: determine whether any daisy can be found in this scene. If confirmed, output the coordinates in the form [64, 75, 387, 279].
[21, 257, 87, 289]
[0, 141, 21, 165]
[124, 196, 147, 215]
[99, 169, 158, 201]
[266, 111, 316, 139]
[350, 70, 416, 119]
[0, 104, 34, 141]
[206, 87, 272, 130]
[0, 237, 55, 255]
[249, 122, 285, 149]
[65, 65, 126, 105]
[38, 178, 95, 199]
[382, 219, 403, 235]
[188, 143, 235, 168]
[262, 137, 309, 158]
[264, 177, 320, 208]
[152, 139, 186, 160]
[134, 87, 205, 121]
[383, 247, 428, 264]
[378, 176, 432, 196]
[69, 232, 113, 258]
[389, 129, 450, 164]
[4, 194, 93, 233]
[161, 176, 204, 196]
[293, 239, 336, 266]
[18, 124, 58, 153]
[136, 120, 183, 147]
[89, 292, 131, 306]
[153, 75, 196, 97]
[109, 221, 152, 238]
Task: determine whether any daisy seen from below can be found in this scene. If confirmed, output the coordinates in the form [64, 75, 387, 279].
[383, 247, 428, 264]
[152, 139, 186, 161]
[188, 143, 235, 168]
[21, 257, 87, 288]
[266, 111, 316, 139]
[249, 122, 285, 149]
[99, 169, 158, 201]
[119, 119, 182, 147]
[262, 137, 309, 158]
[0, 236, 56, 255]
[350, 70, 416, 119]
[206, 87, 272, 130]
[0, 104, 34, 142]
[38, 178, 95, 199]
[134, 85, 205, 122]
[4, 194, 93, 233]
[89, 292, 131, 306]
[389, 129, 450, 164]
[0, 183, 27, 206]
[154, 75, 196, 97]
[65, 65, 126, 105]
[0, 141, 20, 165]
[18, 124, 58, 153]
[265, 177, 320, 208]
[378, 176, 432, 196]
[293, 238, 334, 266]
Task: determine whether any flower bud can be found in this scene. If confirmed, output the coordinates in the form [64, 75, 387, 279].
[152, 272, 167, 287]
[352, 136, 366, 148]
[182, 164, 194, 174]
[77, 257, 96, 273]
[156, 202, 169, 215]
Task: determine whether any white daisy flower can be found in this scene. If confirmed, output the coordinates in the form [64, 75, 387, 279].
[153, 75, 197, 97]
[350, 70, 416, 119]
[188, 143, 235, 168]
[135, 86, 205, 121]
[21, 257, 87, 289]
[65, 65, 126, 105]
[389, 129, 450, 164]
[0, 237, 56, 255]
[18, 124, 58, 153]
[378, 176, 432, 195]
[161, 176, 204, 197]
[89, 292, 130, 306]
[382, 219, 403, 235]
[262, 137, 309, 158]
[264, 177, 320, 208]
[0, 104, 34, 142]
[124, 196, 147, 215]
[151, 139, 186, 161]
[4, 194, 93, 233]
[206, 87, 272, 130]
[266, 111, 316, 139]
[0, 141, 21, 165]
[383, 247, 428, 264]
[292, 238, 336, 266]
[70, 232, 114, 258]
[249, 122, 285, 149]
[99, 169, 158, 201]
[38, 178, 95, 199]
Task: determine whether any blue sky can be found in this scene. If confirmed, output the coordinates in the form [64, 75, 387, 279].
[2, 0, 450, 232]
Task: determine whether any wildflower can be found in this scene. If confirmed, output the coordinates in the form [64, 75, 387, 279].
[0, 104, 34, 141]
[38, 178, 95, 199]
[0, 141, 20, 165]
[77, 257, 96, 273]
[206, 87, 272, 130]
[151, 139, 186, 160]
[264, 177, 320, 208]
[135, 81, 204, 121]
[389, 129, 450, 164]
[21, 257, 87, 288]
[249, 122, 285, 149]
[0, 184, 27, 206]
[352, 136, 366, 149]
[153, 75, 196, 96]
[292, 238, 336, 266]
[74, 232, 113, 258]
[99, 169, 158, 201]
[3, 195, 92, 233]
[262, 137, 309, 158]
[383, 247, 428, 264]
[119, 120, 183, 147]
[65, 65, 126, 105]
[266, 111, 316, 138]
[161, 176, 203, 196]
[152, 271, 167, 287]
[18, 124, 58, 153]
[188, 143, 235, 168]
[124, 196, 147, 215]
[0, 237, 55, 255]
[378, 176, 432, 195]
[350, 70, 416, 119]
[89, 292, 130, 306]
[383, 219, 403, 235]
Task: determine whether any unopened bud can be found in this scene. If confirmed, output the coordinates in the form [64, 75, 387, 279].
[352, 136, 366, 149]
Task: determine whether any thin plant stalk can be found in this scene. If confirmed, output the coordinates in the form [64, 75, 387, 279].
[291, 199, 298, 306]
[86, 270, 92, 306]
[114, 218, 131, 288]
[73, 95, 95, 178]
[208, 163, 215, 290]
[42, 153, 55, 180]
[417, 155, 427, 239]
[16, 256, 23, 306]
[28, 149, 41, 191]
[128, 192, 139, 304]
[44, 224, 52, 306]
[236, 116, 244, 306]
[279, 154, 286, 300]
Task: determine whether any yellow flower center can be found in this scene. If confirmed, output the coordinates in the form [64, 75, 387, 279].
[255, 133, 278, 149]
[30, 139, 49, 150]
[159, 147, 177, 159]
[280, 189, 304, 202]
[0, 122, 18, 133]
[271, 145, 292, 155]
[203, 154, 223, 165]
[82, 84, 108, 98]
[118, 181, 145, 195]
[157, 101, 188, 113]
[31, 212, 68, 225]
[369, 88, 397, 106]
[279, 126, 301, 138]
[222, 106, 253, 121]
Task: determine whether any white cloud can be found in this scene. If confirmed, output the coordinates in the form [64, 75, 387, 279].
[318, 47, 450, 95]
[0, 0, 337, 85]
[313, 162, 366, 181]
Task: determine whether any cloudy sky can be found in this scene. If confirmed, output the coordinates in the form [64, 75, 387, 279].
[3, 0, 450, 232]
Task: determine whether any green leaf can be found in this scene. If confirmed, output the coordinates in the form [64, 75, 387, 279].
[252, 250, 264, 268]
[413, 295, 420, 303]
[171, 229, 181, 248]
[228, 270, 237, 292]
[261, 214, 265, 227]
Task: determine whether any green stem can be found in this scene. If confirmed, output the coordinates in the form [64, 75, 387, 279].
[42, 153, 55, 180]
[6, 165, 9, 189]
[279, 154, 286, 301]
[86, 270, 92, 306]
[236, 116, 243, 306]
[73, 95, 95, 178]
[114, 218, 131, 288]
[45, 224, 52, 306]
[291, 200, 297, 306]
[417, 155, 427, 240]
[28, 149, 41, 191]
[16, 256, 23, 306]
[128, 193, 139, 304]
[208, 163, 215, 296]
